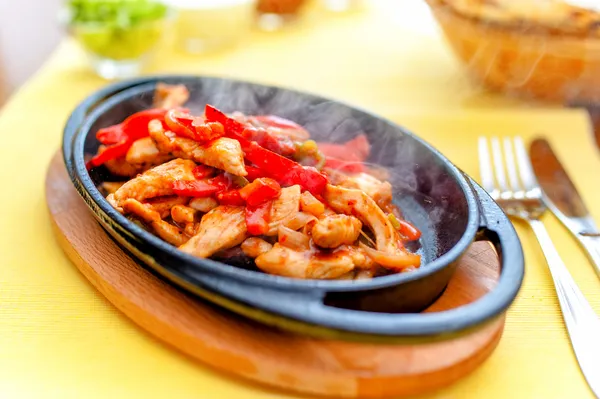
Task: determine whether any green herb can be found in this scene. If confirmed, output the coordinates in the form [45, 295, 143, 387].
[387, 213, 402, 230]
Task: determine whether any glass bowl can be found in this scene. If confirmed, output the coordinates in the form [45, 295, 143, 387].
[60, 3, 173, 80]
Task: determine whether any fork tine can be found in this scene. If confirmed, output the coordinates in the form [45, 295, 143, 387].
[478, 137, 496, 195]
[491, 137, 508, 193]
[503, 137, 521, 192]
[513, 136, 538, 191]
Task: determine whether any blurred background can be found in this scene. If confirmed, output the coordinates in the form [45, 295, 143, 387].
[0, 0, 63, 103]
[0, 0, 374, 105]
[2, 0, 600, 113]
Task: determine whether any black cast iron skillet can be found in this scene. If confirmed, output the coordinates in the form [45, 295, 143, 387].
[63, 75, 524, 343]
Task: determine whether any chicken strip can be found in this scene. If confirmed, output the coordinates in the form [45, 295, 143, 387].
[126, 137, 173, 166]
[324, 184, 399, 254]
[149, 120, 247, 176]
[113, 158, 196, 206]
[339, 172, 393, 208]
[300, 191, 325, 216]
[122, 199, 188, 247]
[145, 196, 189, 219]
[184, 222, 201, 237]
[153, 83, 190, 109]
[171, 205, 197, 224]
[179, 206, 247, 258]
[189, 197, 219, 213]
[266, 185, 301, 236]
[241, 237, 273, 258]
[311, 214, 362, 249]
[255, 244, 354, 279]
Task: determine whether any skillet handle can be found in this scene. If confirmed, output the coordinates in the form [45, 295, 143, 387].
[188, 179, 524, 343]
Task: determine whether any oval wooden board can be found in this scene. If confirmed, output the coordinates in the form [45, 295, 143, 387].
[46, 152, 504, 398]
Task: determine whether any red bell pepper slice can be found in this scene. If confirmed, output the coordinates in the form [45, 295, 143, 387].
[344, 134, 370, 160]
[86, 140, 132, 169]
[238, 178, 281, 207]
[253, 115, 305, 131]
[244, 165, 263, 181]
[216, 190, 246, 206]
[398, 220, 421, 241]
[192, 165, 215, 180]
[205, 104, 247, 137]
[172, 180, 222, 197]
[172, 175, 230, 197]
[318, 134, 370, 162]
[122, 108, 169, 141]
[97, 108, 169, 144]
[165, 109, 196, 140]
[96, 124, 126, 145]
[322, 158, 365, 173]
[317, 134, 370, 173]
[204, 105, 328, 195]
[245, 201, 272, 236]
[242, 127, 296, 156]
[92, 108, 170, 166]
[245, 142, 328, 195]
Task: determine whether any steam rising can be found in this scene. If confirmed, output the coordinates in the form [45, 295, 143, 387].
[87, 77, 472, 262]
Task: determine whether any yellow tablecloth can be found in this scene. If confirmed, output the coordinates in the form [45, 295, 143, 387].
[2, 1, 600, 398]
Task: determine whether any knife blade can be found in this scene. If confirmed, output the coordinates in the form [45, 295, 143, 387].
[529, 137, 600, 277]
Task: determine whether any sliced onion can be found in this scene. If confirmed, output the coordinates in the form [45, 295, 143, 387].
[359, 242, 420, 271]
[282, 212, 317, 231]
[278, 224, 310, 251]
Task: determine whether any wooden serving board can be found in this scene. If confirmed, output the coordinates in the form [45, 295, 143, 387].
[46, 152, 505, 398]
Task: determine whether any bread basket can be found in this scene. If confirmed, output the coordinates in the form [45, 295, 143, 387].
[426, 0, 600, 103]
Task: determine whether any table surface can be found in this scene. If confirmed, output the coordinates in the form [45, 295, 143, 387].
[2, 1, 600, 398]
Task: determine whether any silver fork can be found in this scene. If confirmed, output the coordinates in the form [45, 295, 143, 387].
[479, 136, 600, 398]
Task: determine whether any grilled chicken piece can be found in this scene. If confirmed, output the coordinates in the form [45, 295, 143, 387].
[266, 185, 301, 236]
[145, 196, 189, 219]
[311, 214, 362, 249]
[113, 158, 196, 206]
[153, 83, 190, 109]
[339, 173, 393, 208]
[122, 199, 188, 246]
[184, 222, 201, 237]
[241, 237, 273, 258]
[126, 137, 173, 166]
[189, 197, 219, 213]
[171, 205, 197, 224]
[255, 244, 354, 279]
[346, 245, 376, 270]
[179, 206, 247, 258]
[324, 184, 399, 253]
[299, 191, 325, 216]
[97, 145, 141, 177]
[149, 120, 247, 176]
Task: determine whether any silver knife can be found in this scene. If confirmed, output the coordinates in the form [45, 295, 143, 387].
[529, 137, 600, 277]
